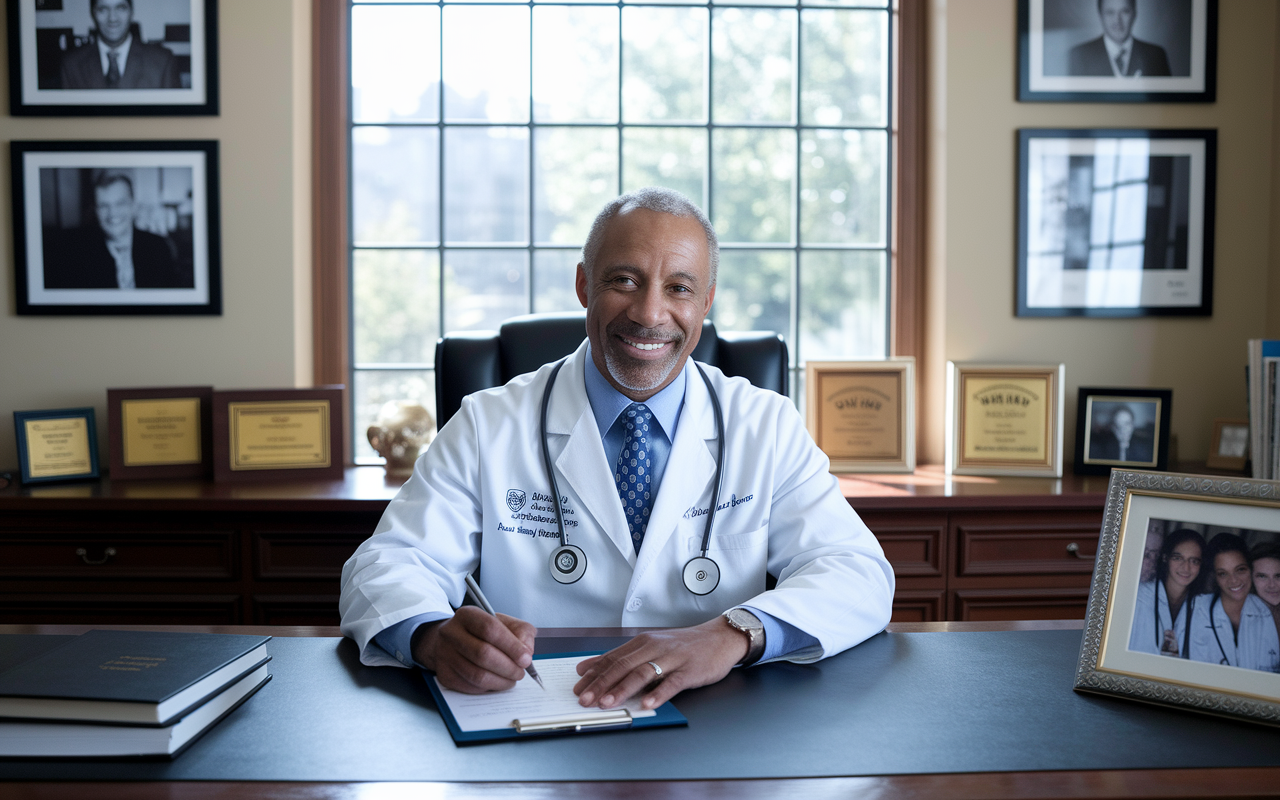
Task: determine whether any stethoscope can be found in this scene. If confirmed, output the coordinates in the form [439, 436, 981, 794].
[538, 358, 726, 596]
[1207, 594, 1235, 666]
[1152, 579, 1193, 659]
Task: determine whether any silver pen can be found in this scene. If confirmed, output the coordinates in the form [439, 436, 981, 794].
[463, 574, 545, 690]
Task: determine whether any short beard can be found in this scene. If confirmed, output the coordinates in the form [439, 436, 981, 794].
[603, 323, 686, 394]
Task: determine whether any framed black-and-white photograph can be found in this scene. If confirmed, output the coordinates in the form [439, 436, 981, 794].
[1206, 418, 1249, 473]
[1076, 470, 1280, 727]
[12, 140, 221, 315]
[1018, 0, 1216, 102]
[1017, 129, 1216, 318]
[1074, 387, 1172, 476]
[7, 0, 218, 116]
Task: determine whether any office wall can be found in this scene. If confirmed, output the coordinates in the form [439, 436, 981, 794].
[0, 1, 313, 472]
[924, 0, 1277, 465]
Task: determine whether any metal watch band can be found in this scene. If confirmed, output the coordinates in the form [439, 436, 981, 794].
[724, 608, 766, 667]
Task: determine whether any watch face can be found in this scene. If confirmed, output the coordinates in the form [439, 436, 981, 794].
[727, 608, 761, 632]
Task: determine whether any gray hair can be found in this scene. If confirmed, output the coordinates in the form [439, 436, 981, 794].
[581, 187, 720, 287]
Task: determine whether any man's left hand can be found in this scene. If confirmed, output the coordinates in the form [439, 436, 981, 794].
[572, 616, 750, 710]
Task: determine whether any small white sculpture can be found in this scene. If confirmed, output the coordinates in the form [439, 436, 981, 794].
[367, 401, 435, 476]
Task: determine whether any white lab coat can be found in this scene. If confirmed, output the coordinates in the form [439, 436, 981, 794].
[1187, 592, 1280, 672]
[1128, 580, 1196, 657]
[340, 341, 895, 668]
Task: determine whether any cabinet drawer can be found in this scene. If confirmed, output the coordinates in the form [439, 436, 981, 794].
[954, 588, 1091, 621]
[254, 532, 368, 580]
[956, 522, 1101, 577]
[0, 533, 236, 580]
[252, 594, 341, 625]
[890, 590, 945, 623]
[0, 594, 240, 624]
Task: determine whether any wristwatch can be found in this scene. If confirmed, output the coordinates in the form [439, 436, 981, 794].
[722, 607, 766, 667]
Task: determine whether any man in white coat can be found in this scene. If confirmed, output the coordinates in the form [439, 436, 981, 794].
[340, 188, 895, 712]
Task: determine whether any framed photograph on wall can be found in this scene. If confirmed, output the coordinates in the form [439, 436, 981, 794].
[11, 140, 221, 316]
[1018, 0, 1217, 102]
[1076, 470, 1280, 727]
[7, 0, 218, 116]
[1074, 387, 1172, 476]
[804, 359, 915, 474]
[1017, 129, 1216, 318]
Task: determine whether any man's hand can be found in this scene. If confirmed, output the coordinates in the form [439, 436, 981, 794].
[572, 616, 750, 711]
[412, 606, 537, 693]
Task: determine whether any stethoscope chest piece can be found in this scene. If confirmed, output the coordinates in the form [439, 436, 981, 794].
[682, 556, 720, 596]
[549, 544, 587, 584]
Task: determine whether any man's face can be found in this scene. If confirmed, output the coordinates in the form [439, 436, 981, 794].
[94, 180, 135, 242]
[1099, 0, 1136, 44]
[1111, 408, 1134, 444]
[92, 0, 133, 48]
[576, 208, 715, 401]
[1141, 530, 1163, 583]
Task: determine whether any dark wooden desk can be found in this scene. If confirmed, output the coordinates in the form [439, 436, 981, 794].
[3, 621, 1278, 800]
[0, 466, 1113, 625]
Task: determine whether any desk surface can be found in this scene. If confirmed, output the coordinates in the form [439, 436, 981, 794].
[2, 622, 1278, 799]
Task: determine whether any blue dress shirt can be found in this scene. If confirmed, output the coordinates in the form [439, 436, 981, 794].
[374, 349, 820, 667]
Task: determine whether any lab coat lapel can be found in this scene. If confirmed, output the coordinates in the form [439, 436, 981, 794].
[548, 344, 637, 567]
[631, 364, 717, 588]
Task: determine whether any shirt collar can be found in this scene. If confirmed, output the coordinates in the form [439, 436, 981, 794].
[97, 33, 133, 61]
[582, 343, 686, 442]
[1103, 35, 1133, 59]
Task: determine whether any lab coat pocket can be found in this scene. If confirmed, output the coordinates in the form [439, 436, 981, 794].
[688, 524, 769, 608]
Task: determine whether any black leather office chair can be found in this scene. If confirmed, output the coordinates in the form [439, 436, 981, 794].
[434, 312, 789, 428]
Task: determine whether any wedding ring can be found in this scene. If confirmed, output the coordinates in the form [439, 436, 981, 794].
[647, 661, 664, 679]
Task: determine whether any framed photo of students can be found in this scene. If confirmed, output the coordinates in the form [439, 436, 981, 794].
[1017, 129, 1216, 318]
[1018, 0, 1217, 103]
[7, 0, 218, 116]
[1074, 387, 1172, 476]
[1075, 469, 1280, 727]
[804, 359, 915, 474]
[11, 140, 221, 316]
[12, 407, 100, 484]
[945, 362, 1065, 477]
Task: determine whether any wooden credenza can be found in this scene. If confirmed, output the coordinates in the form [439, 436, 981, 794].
[0, 467, 1111, 625]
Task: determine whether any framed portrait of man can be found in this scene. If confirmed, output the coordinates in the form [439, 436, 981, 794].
[11, 139, 221, 315]
[1073, 387, 1172, 476]
[1018, 0, 1216, 103]
[7, 0, 218, 115]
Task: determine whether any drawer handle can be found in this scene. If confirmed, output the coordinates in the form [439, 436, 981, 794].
[76, 547, 117, 566]
[1066, 542, 1095, 561]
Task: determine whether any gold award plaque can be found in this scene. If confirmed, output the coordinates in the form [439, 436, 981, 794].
[122, 398, 202, 467]
[229, 400, 331, 471]
[24, 417, 92, 478]
[960, 375, 1051, 465]
[816, 371, 902, 461]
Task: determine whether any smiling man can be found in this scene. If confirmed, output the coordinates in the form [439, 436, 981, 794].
[1067, 0, 1171, 78]
[60, 0, 182, 90]
[340, 188, 893, 712]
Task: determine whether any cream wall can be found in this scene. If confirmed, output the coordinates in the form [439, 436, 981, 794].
[924, 0, 1278, 466]
[0, 0, 312, 472]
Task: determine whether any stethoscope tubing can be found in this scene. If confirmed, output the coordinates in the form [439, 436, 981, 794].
[1153, 579, 1193, 659]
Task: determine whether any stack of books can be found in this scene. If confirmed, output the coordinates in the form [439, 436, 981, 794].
[1247, 339, 1280, 479]
[0, 629, 271, 758]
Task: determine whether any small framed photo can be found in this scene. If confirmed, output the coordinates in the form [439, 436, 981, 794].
[1017, 129, 1216, 318]
[1018, 0, 1217, 103]
[212, 387, 346, 483]
[107, 385, 213, 480]
[12, 407, 100, 484]
[945, 362, 1065, 477]
[805, 359, 915, 474]
[7, 0, 218, 116]
[12, 140, 221, 316]
[1206, 418, 1250, 473]
[1074, 387, 1172, 476]
[1076, 470, 1280, 727]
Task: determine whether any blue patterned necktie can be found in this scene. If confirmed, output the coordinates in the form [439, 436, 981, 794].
[614, 403, 654, 554]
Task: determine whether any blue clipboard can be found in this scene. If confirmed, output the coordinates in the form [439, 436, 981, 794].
[424, 650, 687, 745]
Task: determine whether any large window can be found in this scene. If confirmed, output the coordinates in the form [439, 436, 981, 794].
[349, 0, 892, 461]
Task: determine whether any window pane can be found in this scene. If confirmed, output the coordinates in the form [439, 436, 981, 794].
[352, 5, 439, 123]
[443, 6, 530, 123]
[712, 8, 794, 124]
[801, 9, 887, 127]
[444, 127, 529, 244]
[534, 250, 583, 313]
[801, 0, 889, 6]
[533, 6, 619, 123]
[353, 249, 440, 365]
[534, 127, 618, 245]
[353, 370, 436, 464]
[712, 250, 792, 346]
[799, 250, 886, 360]
[622, 7, 707, 123]
[712, 128, 795, 244]
[353, 126, 439, 245]
[444, 249, 530, 332]
[800, 129, 885, 245]
[622, 127, 705, 205]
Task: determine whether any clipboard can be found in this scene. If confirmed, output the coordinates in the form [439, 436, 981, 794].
[424, 651, 688, 744]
